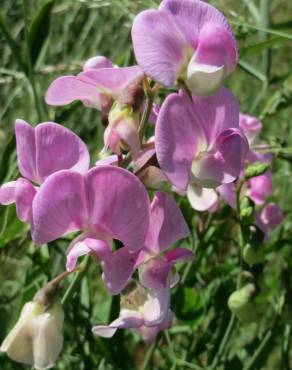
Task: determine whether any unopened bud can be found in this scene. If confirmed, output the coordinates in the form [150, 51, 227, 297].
[245, 162, 270, 180]
[228, 284, 259, 323]
[243, 244, 265, 266]
[1, 300, 64, 369]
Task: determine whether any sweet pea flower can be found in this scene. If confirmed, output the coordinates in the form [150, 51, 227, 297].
[0, 119, 89, 223]
[45, 55, 144, 111]
[1, 301, 64, 370]
[93, 283, 173, 343]
[155, 87, 248, 211]
[256, 202, 284, 238]
[31, 165, 150, 294]
[136, 191, 193, 291]
[132, 0, 237, 96]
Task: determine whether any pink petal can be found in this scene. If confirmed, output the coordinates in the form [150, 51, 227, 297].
[239, 114, 262, 144]
[66, 237, 110, 272]
[161, 0, 236, 52]
[145, 191, 189, 253]
[165, 247, 195, 264]
[86, 166, 150, 252]
[15, 119, 37, 182]
[139, 257, 172, 290]
[92, 309, 143, 338]
[102, 247, 139, 295]
[83, 56, 114, 70]
[186, 22, 237, 96]
[80, 66, 144, 97]
[45, 76, 102, 109]
[32, 171, 87, 244]
[155, 90, 205, 190]
[35, 122, 90, 182]
[260, 202, 284, 229]
[132, 9, 187, 86]
[247, 172, 272, 205]
[15, 120, 90, 184]
[0, 181, 17, 205]
[187, 184, 218, 211]
[217, 183, 237, 209]
[191, 128, 249, 187]
[15, 178, 36, 223]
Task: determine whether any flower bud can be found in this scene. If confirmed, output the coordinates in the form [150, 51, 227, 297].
[245, 162, 270, 180]
[1, 300, 64, 369]
[243, 244, 265, 266]
[104, 103, 140, 158]
[228, 284, 259, 323]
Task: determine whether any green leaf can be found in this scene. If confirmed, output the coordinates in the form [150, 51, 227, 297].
[240, 37, 289, 57]
[0, 11, 27, 72]
[27, 0, 55, 67]
[0, 206, 29, 246]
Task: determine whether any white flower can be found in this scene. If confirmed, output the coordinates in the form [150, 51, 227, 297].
[1, 301, 64, 370]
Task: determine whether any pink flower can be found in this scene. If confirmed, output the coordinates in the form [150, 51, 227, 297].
[256, 202, 284, 236]
[31, 165, 150, 294]
[155, 88, 248, 211]
[136, 192, 193, 291]
[92, 283, 172, 343]
[45, 56, 144, 111]
[132, 0, 237, 96]
[0, 119, 89, 223]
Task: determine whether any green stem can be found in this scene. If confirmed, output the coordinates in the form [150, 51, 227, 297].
[139, 79, 154, 141]
[242, 330, 272, 370]
[22, 0, 43, 122]
[61, 255, 90, 308]
[141, 340, 157, 370]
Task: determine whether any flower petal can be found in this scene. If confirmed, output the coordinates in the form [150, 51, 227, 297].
[15, 178, 36, 223]
[0, 181, 17, 205]
[32, 171, 87, 244]
[187, 184, 218, 211]
[102, 247, 139, 295]
[35, 122, 90, 182]
[155, 90, 205, 190]
[45, 76, 102, 109]
[83, 56, 114, 71]
[86, 166, 150, 252]
[165, 247, 195, 264]
[145, 191, 189, 253]
[15, 119, 37, 182]
[139, 257, 172, 290]
[15, 120, 90, 183]
[92, 309, 143, 338]
[247, 172, 272, 205]
[80, 66, 144, 97]
[191, 128, 249, 187]
[132, 9, 187, 86]
[161, 0, 236, 52]
[142, 287, 170, 326]
[217, 183, 237, 208]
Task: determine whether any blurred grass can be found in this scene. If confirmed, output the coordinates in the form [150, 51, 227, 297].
[0, 0, 292, 369]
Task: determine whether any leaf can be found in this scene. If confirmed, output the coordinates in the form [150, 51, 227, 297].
[240, 37, 289, 57]
[0, 206, 29, 246]
[0, 11, 27, 72]
[27, 0, 55, 67]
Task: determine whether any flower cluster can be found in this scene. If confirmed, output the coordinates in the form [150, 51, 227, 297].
[0, 0, 283, 369]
